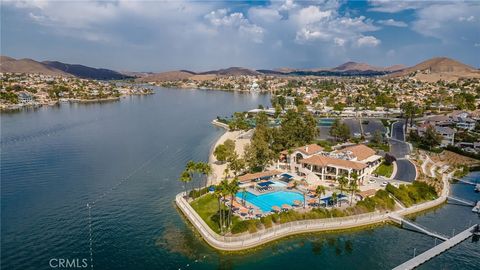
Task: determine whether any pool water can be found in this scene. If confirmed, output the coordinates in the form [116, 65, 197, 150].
[236, 190, 304, 212]
[318, 118, 335, 127]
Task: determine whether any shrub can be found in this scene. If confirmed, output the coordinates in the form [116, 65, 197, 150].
[231, 220, 250, 234]
[384, 153, 396, 166]
[260, 215, 273, 228]
[189, 187, 209, 199]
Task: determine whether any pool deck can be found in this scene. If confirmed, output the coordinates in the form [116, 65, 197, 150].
[175, 173, 451, 251]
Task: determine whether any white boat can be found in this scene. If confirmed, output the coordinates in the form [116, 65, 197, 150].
[473, 201, 480, 213]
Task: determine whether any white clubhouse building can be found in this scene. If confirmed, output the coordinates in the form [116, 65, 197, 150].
[276, 144, 382, 185]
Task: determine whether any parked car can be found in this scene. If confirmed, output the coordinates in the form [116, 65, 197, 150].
[381, 181, 388, 187]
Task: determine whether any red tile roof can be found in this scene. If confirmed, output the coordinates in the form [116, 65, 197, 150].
[301, 155, 367, 170]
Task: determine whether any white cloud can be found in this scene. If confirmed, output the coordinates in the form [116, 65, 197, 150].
[356, 36, 381, 47]
[334, 37, 346, 46]
[296, 28, 331, 42]
[378, 19, 407, 27]
[248, 7, 282, 23]
[368, 0, 424, 13]
[296, 6, 331, 25]
[412, 3, 480, 43]
[205, 9, 264, 43]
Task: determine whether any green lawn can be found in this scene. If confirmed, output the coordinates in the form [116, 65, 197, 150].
[374, 162, 393, 178]
[190, 193, 221, 233]
[190, 193, 241, 234]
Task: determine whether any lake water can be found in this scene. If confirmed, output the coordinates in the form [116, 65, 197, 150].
[1, 87, 479, 270]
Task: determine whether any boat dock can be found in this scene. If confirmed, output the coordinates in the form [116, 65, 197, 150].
[447, 195, 476, 206]
[389, 214, 449, 241]
[392, 224, 479, 270]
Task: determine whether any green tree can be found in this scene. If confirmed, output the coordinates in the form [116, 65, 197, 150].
[372, 130, 383, 144]
[227, 178, 239, 229]
[337, 175, 348, 207]
[330, 119, 350, 142]
[185, 161, 197, 193]
[213, 139, 235, 164]
[422, 126, 442, 150]
[197, 162, 212, 189]
[179, 170, 191, 198]
[348, 173, 359, 206]
[331, 192, 338, 208]
[316, 185, 326, 206]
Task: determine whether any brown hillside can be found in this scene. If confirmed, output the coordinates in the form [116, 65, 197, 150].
[136, 70, 196, 82]
[389, 57, 480, 81]
[0, 56, 69, 76]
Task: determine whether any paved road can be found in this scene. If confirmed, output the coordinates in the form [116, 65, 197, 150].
[389, 120, 416, 182]
[394, 159, 417, 182]
[389, 139, 410, 159]
[391, 120, 405, 141]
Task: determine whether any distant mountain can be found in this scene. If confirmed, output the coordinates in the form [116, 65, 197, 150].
[256, 61, 405, 77]
[389, 57, 480, 82]
[119, 71, 154, 78]
[136, 70, 196, 82]
[0, 56, 70, 76]
[43, 61, 131, 80]
[200, 67, 261, 76]
[384, 64, 407, 72]
[332, 61, 405, 72]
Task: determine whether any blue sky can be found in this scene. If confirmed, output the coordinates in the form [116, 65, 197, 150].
[1, 0, 479, 72]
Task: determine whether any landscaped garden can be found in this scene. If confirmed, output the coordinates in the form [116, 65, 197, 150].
[374, 162, 394, 178]
[189, 188, 397, 235]
[385, 181, 438, 207]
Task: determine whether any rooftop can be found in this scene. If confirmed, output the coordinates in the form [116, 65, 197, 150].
[337, 144, 376, 161]
[301, 155, 367, 170]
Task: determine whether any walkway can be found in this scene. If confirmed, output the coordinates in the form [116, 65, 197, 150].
[175, 173, 450, 251]
[389, 214, 449, 241]
[392, 224, 479, 270]
[447, 195, 476, 206]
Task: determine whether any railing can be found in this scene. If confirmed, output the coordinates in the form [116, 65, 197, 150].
[176, 193, 391, 250]
[175, 171, 450, 250]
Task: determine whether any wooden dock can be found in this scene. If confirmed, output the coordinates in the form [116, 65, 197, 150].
[392, 224, 479, 270]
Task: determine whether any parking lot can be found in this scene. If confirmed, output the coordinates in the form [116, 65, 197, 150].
[361, 119, 386, 138]
[342, 118, 362, 137]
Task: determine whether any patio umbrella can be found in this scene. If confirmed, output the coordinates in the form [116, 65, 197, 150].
[271, 206, 281, 212]
[282, 204, 292, 210]
[307, 198, 317, 205]
[293, 200, 302, 206]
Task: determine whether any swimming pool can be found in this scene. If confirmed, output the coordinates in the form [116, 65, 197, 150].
[236, 190, 304, 212]
[318, 118, 335, 127]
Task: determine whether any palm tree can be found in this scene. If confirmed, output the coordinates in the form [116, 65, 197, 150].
[227, 178, 239, 229]
[337, 174, 348, 206]
[316, 185, 326, 207]
[186, 160, 197, 192]
[214, 185, 224, 233]
[331, 192, 338, 208]
[349, 175, 359, 206]
[179, 170, 191, 198]
[199, 162, 212, 189]
[240, 187, 247, 206]
[218, 179, 230, 234]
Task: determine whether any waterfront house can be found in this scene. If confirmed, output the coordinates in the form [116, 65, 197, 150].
[277, 144, 380, 185]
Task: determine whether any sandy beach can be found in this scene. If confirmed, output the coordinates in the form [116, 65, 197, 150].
[208, 129, 252, 185]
